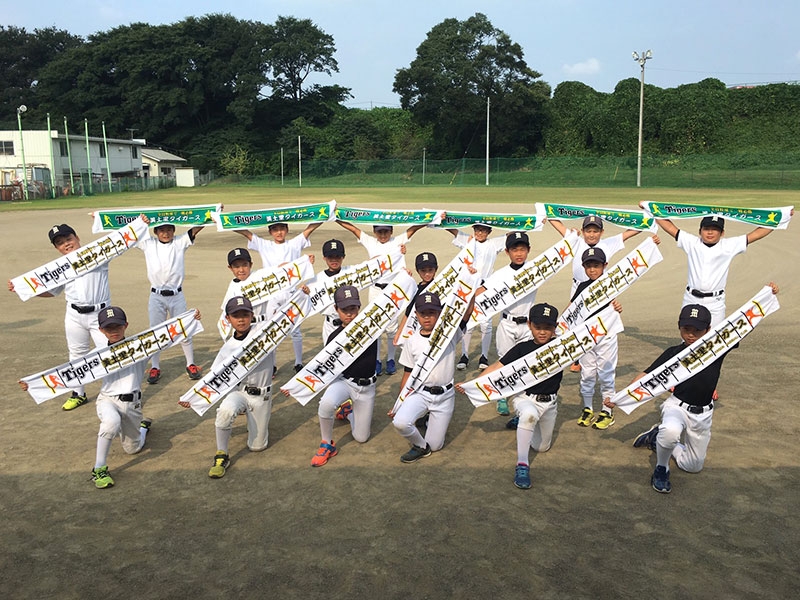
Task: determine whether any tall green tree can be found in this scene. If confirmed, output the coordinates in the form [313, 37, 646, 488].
[393, 13, 550, 157]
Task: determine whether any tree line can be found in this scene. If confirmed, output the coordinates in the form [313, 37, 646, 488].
[2, 13, 799, 175]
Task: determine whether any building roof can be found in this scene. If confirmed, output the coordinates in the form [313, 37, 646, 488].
[141, 148, 187, 163]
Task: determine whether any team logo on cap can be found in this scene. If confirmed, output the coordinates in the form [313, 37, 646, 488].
[425, 294, 432, 303]
[422, 253, 429, 261]
[234, 249, 242, 256]
[514, 233, 522, 239]
[344, 289, 353, 298]
[690, 308, 699, 318]
[587, 249, 596, 256]
[331, 241, 338, 249]
[543, 307, 551, 316]
[235, 298, 245, 306]
[52, 226, 60, 235]
[105, 308, 115, 319]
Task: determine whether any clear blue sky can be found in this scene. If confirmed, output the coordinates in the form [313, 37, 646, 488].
[5, 0, 800, 108]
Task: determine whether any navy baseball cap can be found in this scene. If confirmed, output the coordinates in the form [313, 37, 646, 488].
[415, 252, 438, 269]
[48, 224, 77, 244]
[225, 296, 253, 315]
[373, 224, 393, 232]
[581, 247, 607, 265]
[678, 304, 711, 330]
[323, 239, 345, 257]
[333, 285, 361, 309]
[529, 303, 558, 326]
[227, 248, 252, 265]
[700, 216, 725, 231]
[98, 306, 127, 328]
[505, 231, 530, 250]
[582, 215, 604, 230]
[415, 291, 443, 312]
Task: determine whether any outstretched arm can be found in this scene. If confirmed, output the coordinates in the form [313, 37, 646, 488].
[746, 227, 774, 245]
[548, 218, 567, 237]
[405, 224, 427, 239]
[235, 229, 254, 241]
[336, 220, 362, 240]
[622, 229, 641, 242]
[655, 218, 679, 241]
[301, 222, 323, 239]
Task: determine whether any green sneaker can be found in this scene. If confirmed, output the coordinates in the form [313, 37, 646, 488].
[62, 393, 88, 411]
[91, 466, 114, 489]
[496, 397, 510, 416]
[577, 407, 594, 427]
[208, 451, 230, 479]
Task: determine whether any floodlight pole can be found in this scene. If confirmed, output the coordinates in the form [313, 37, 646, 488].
[16, 105, 28, 200]
[633, 50, 652, 188]
[485, 97, 490, 186]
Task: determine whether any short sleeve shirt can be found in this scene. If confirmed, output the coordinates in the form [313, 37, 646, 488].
[452, 231, 506, 280]
[248, 233, 310, 269]
[676, 231, 747, 293]
[359, 232, 410, 284]
[500, 339, 563, 395]
[137, 233, 193, 289]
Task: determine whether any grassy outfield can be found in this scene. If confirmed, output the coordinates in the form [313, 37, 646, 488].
[1, 184, 798, 213]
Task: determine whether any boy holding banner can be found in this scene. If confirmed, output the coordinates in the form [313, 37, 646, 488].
[236, 221, 323, 373]
[336, 220, 426, 376]
[316, 239, 351, 341]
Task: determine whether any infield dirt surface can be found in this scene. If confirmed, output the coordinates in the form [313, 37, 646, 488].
[1, 190, 797, 599]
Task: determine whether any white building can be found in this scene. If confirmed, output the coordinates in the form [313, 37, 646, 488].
[0, 129, 145, 194]
[141, 148, 187, 180]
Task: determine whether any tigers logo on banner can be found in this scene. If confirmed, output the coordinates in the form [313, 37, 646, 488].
[398, 246, 475, 345]
[468, 229, 579, 330]
[461, 308, 624, 407]
[610, 286, 780, 415]
[92, 204, 220, 233]
[391, 267, 480, 414]
[540, 203, 657, 232]
[640, 201, 793, 230]
[282, 271, 418, 406]
[557, 237, 663, 334]
[334, 206, 444, 226]
[21, 310, 204, 403]
[216, 256, 315, 339]
[11, 217, 149, 302]
[427, 207, 546, 231]
[212, 201, 336, 231]
[182, 292, 313, 415]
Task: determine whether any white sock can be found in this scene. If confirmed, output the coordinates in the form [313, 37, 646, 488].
[516, 428, 534, 464]
[182, 342, 195, 365]
[95, 436, 113, 469]
[319, 417, 334, 443]
[215, 428, 232, 454]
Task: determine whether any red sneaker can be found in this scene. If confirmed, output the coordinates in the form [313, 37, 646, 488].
[186, 364, 202, 380]
[335, 399, 353, 421]
[147, 368, 161, 384]
[311, 440, 337, 467]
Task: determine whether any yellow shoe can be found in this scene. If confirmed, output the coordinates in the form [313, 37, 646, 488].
[592, 411, 615, 430]
[577, 407, 593, 427]
[62, 393, 88, 411]
[208, 451, 230, 478]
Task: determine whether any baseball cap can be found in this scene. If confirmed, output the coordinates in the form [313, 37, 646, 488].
[415, 252, 438, 269]
[700, 215, 725, 231]
[581, 247, 607, 265]
[98, 306, 127, 328]
[268, 222, 288, 230]
[48, 224, 77, 244]
[582, 215, 604, 230]
[529, 303, 558, 326]
[678, 304, 711, 330]
[415, 291, 443, 312]
[333, 285, 361, 308]
[373, 225, 393, 232]
[505, 231, 530, 250]
[322, 239, 345, 257]
[473, 223, 493, 232]
[227, 247, 252, 265]
[153, 222, 175, 231]
[225, 296, 254, 315]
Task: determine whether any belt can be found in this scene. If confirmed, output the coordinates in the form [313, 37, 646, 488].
[502, 313, 528, 324]
[680, 401, 713, 414]
[374, 283, 388, 289]
[687, 287, 723, 298]
[326, 315, 343, 326]
[70, 302, 107, 314]
[347, 375, 377, 386]
[423, 383, 454, 395]
[526, 391, 557, 403]
[244, 385, 271, 396]
[117, 391, 142, 402]
[151, 287, 182, 296]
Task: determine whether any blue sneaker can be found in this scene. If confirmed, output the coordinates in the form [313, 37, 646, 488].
[376, 360, 383, 376]
[514, 463, 531, 489]
[496, 397, 510, 416]
[633, 424, 659, 451]
[506, 415, 519, 430]
[385, 359, 396, 375]
[651, 465, 671, 493]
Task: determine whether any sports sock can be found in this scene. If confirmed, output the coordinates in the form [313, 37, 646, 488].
[516, 427, 534, 465]
[319, 417, 334, 443]
[215, 428, 232, 454]
[95, 436, 113, 469]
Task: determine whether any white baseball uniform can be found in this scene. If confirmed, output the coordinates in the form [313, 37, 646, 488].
[570, 233, 626, 296]
[676, 231, 748, 326]
[248, 233, 310, 365]
[494, 263, 536, 357]
[313, 266, 355, 341]
[453, 231, 505, 358]
[212, 326, 276, 452]
[392, 325, 462, 452]
[50, 265, 111, 397]
[137, 231, 197, 369]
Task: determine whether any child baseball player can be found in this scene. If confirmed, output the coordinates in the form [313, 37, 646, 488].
[336, 220, 426, 376]
[19, 306, 153, 488]
[394, 251, 439, 342]
[448, 224, 506, 371]
[571, 247, 623, 430]
[549, 215, 640, 373]
[391, 290, 472, 463]
[182, 296, 275, 479]
[654, 215, 778, 326]
[316, 239, 350, 342]
[236, 221, 322, 373]
[137, 220, 204, 383]
[282, 285, 378, 467]
[607, 283, 779, 494]
[8, 223, 111, 411]
[459, 303, 563, 490]
[474, 231, 538, 416]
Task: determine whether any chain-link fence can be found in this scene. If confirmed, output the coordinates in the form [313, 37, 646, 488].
[0, 175, 178, 202]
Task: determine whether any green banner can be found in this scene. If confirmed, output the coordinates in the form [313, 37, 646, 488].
[434, 210, 541, 230]
[334, 206, 443, 225]
[92, 204, 220, 233]
[641, 201, 793, 229]
[214, 201, 335, 231]
[542, 203, 655, 231]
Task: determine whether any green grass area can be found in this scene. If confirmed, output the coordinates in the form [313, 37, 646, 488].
[2, 184, 798, 214]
